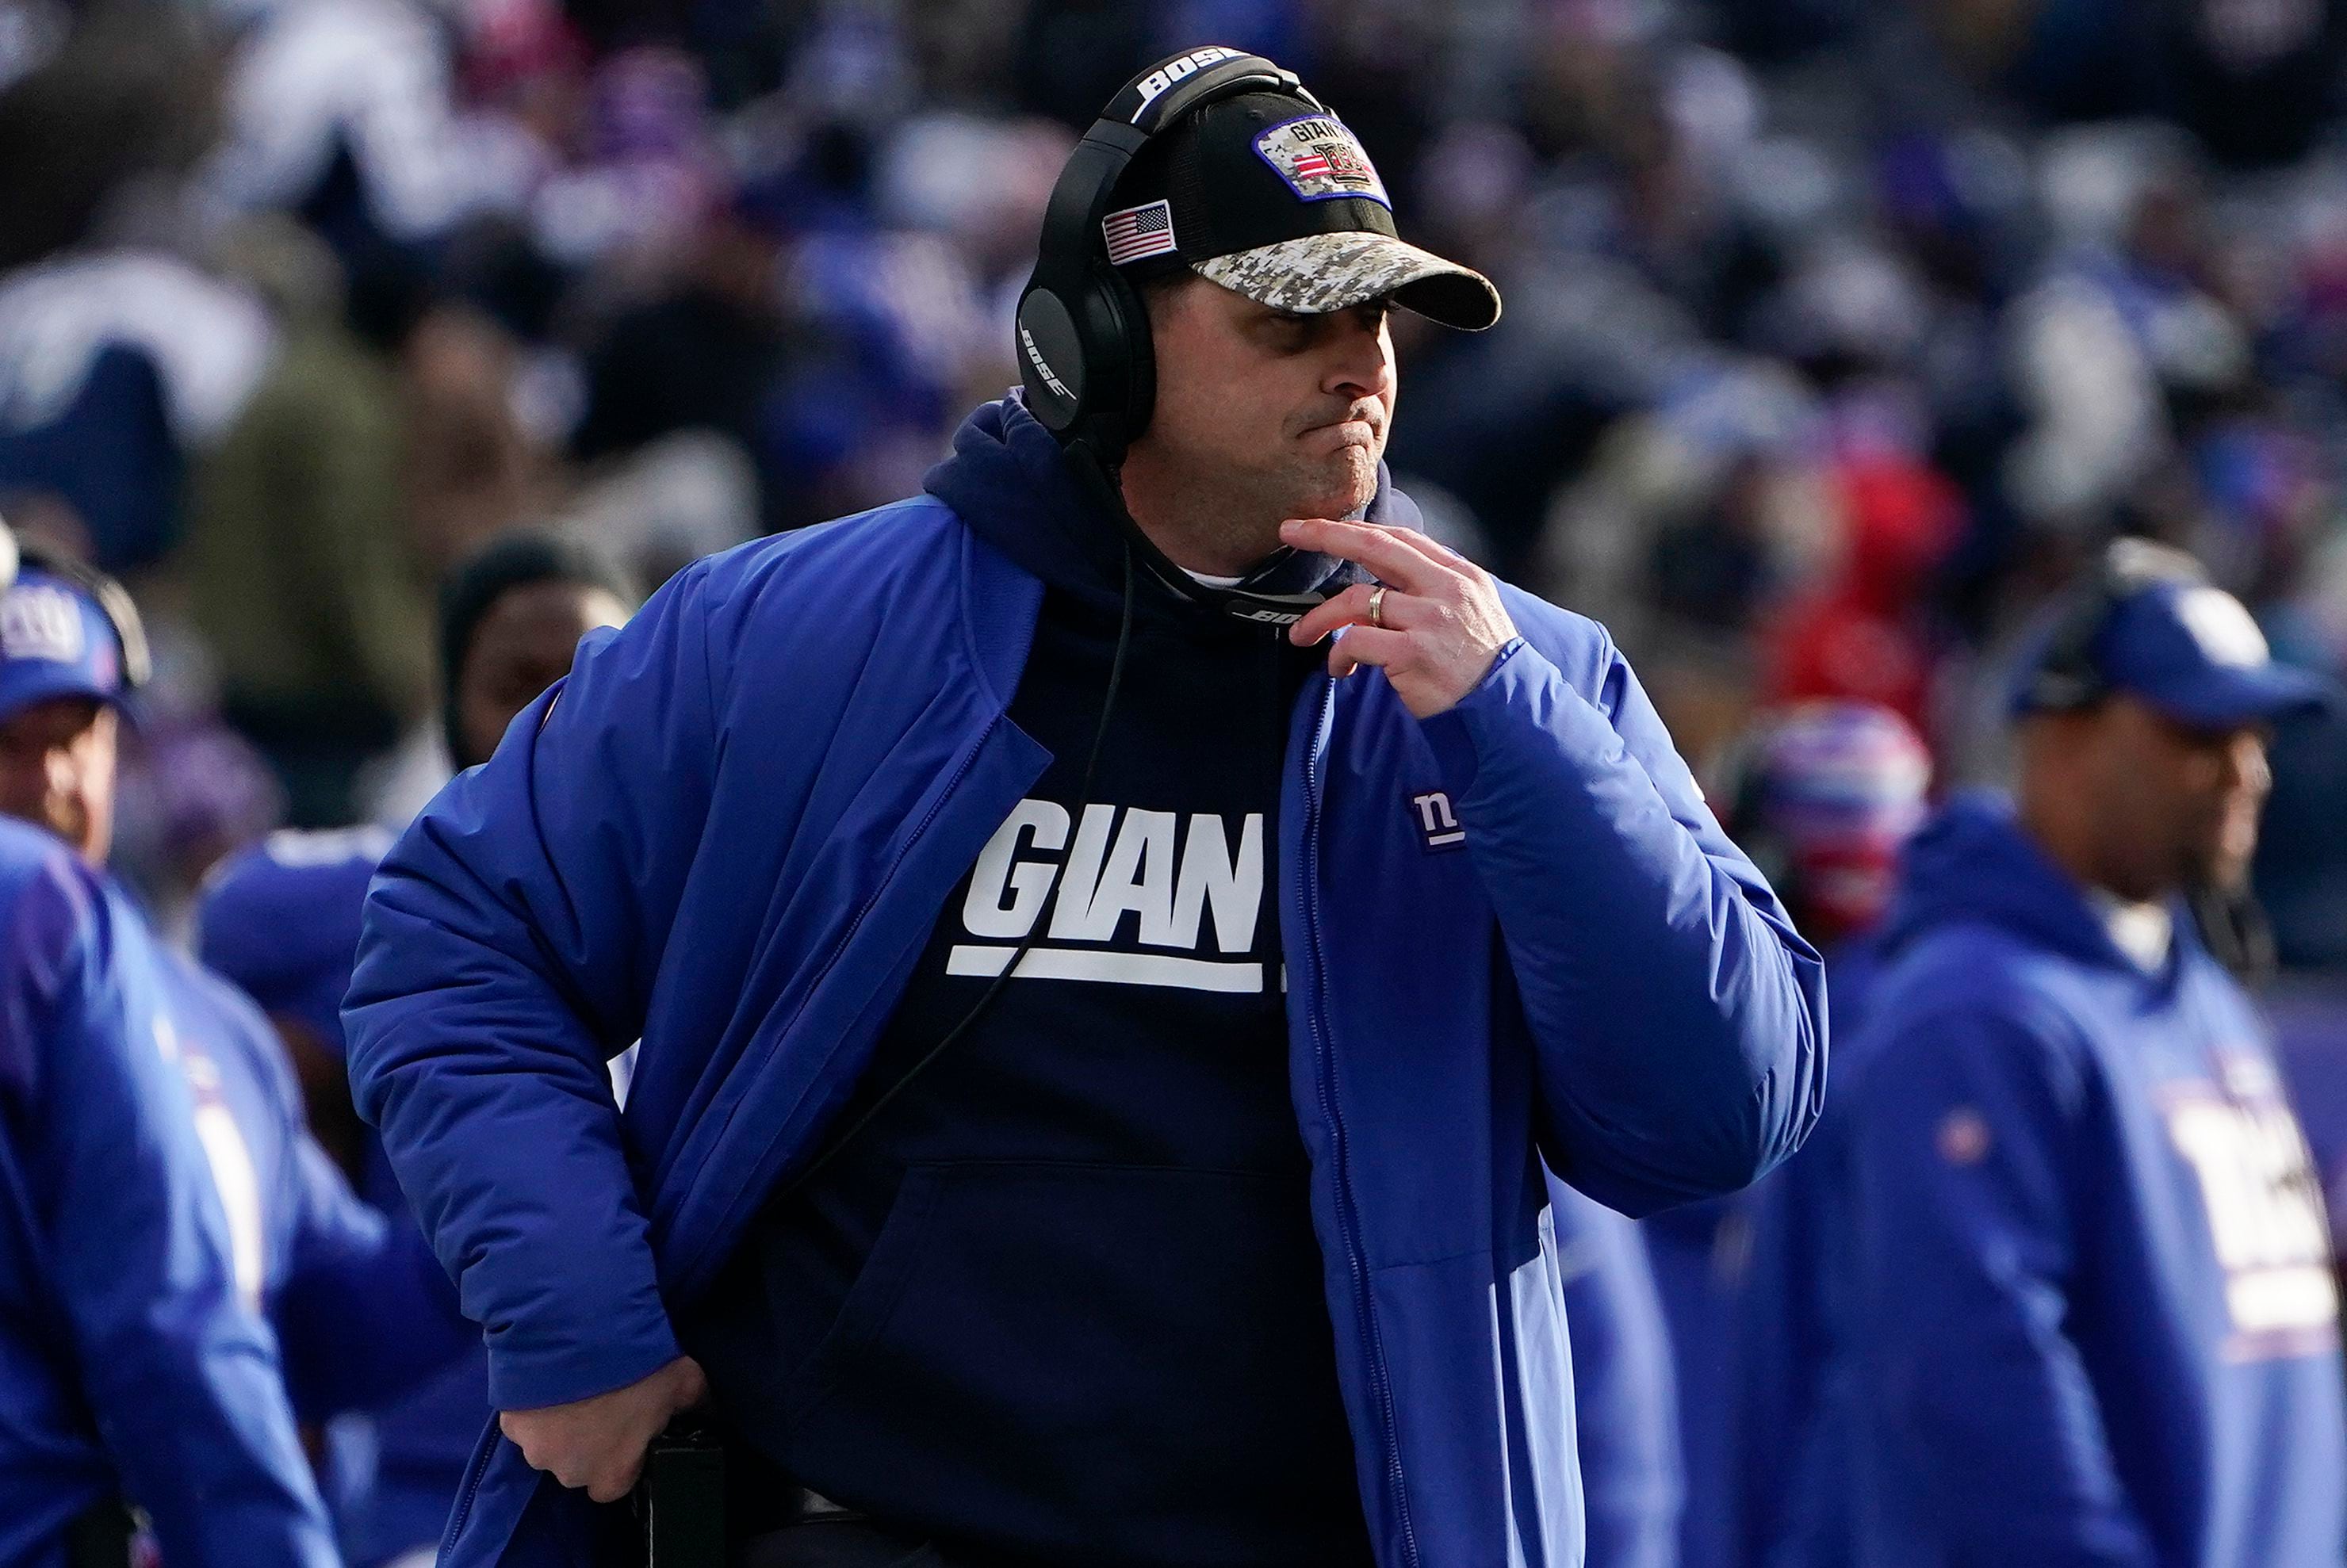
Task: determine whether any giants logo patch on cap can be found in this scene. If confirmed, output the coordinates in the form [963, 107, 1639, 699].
[0, 584, 85, 665]
[1253, 114, 1390, 208]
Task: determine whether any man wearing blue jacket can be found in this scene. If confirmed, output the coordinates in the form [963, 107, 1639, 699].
[0, 553, 465, 1567]
[1548, 1176, 1686, 1568]
[346, 50, 1827, 1568]
[1637, 700, 1929, 1568]
[1841, 540, 2345, 1567]
[196, 530, 637, 1568]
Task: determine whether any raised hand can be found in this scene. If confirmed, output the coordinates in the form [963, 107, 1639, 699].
[1281, 518, 1518, 718]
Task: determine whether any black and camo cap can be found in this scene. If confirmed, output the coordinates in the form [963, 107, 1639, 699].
[1103, 90, 1501, 332]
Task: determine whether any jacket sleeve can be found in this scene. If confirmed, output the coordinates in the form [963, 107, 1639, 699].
[5, 860, 338, 1567]
[1546, 1175, 1683, 1568]
[343, 560, 722, 1412]
[1419, 630, 1828, 1212]
[1845, 999, 2158, 1567]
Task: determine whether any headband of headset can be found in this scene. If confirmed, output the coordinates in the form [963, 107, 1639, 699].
[10, 540, 152, 691]
[2023, 537, 2205, 713]
[1017, 48, 1311, 460]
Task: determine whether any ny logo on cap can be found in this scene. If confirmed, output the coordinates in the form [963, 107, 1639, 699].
[0, 584, 84, 665]
[1254, 115, 1390, 208]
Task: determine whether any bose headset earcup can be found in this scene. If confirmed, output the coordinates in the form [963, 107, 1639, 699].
[1016, 287, 1089, 434]
[1013, 258, 1149, 450]
[1016, 48, 1304, 462]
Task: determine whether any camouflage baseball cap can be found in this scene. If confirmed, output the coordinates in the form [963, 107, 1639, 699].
[1103, 90, 1500, 332]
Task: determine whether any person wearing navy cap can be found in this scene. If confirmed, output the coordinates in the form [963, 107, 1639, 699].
[198, 830, 391, 1172]
[1836, 538, 2345, 1568]
[0, 544, 469, 1568]
[195, 528, 635, 1568]
[0, 561, 140, 861]
[201, 824, 482, 1568]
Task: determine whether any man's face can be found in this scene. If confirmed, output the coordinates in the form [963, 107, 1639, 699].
[455, 579, 630, 768]
[0, 698, 118, 865]
[2081, 694, 2272, 897]
[1139, 278, 1399, 526]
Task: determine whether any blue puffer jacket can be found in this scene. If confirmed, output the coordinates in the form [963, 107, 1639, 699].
[344, 397, 1827, 1568]
[1840, 794, 2346, 1567]
[0, 817, 466, 1568]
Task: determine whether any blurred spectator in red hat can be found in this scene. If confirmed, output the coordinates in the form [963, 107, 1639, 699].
[1766, 452, 1966, 734]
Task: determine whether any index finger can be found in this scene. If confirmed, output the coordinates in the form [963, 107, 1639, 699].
[1281, 518, 1456, 596]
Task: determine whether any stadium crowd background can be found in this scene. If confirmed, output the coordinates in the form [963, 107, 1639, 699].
[4, 0, 2347, 1559]
[6, 0, 2347, 961]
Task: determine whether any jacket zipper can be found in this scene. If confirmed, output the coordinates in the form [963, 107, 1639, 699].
[440, 1421, 500, 1551]
[1297, 676, 1421, 1568]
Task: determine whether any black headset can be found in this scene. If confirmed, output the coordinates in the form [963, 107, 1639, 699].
[1014, 48, 1356, 628]
[0, 523, 152, 690]
[1016, 47, 1313, 458]
[2020, 537, 2206, 714]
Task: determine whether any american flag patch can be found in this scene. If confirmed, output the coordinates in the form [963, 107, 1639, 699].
[1102, 200, 1177, 266]
[1292, 152, 1332, 179]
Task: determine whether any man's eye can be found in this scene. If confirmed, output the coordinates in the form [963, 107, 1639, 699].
[1259, 313, 1316, 350]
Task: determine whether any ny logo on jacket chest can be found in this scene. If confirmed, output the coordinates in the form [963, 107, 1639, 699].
[951, 798, 1267, 993]
[1409, 790, 1464, 851]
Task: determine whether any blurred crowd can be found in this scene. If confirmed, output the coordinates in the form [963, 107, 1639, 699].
[2, 0, 2345, 962]
[4, 2, 2347, 1566]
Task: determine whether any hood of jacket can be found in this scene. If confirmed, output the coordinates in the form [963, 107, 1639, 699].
[1880, 787, 2177, 983]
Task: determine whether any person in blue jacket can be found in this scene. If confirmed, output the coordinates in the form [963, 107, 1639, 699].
[1547, 1176, 1686, 1568]
[1637, 700, 1931, 1568]
[0, 547, 467, 1567]
[197, 529, 636, 1568]
[346, 50, 1828, 1568]
[1840, 538, 2346, 1568]
[1717, 703, 1928, 1568]
[2271, 983, 2347, 1272]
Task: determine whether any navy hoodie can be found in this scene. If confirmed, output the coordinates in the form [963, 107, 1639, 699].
[1841, 791, 2345, 1568]
[686, 400, 1374, 1565]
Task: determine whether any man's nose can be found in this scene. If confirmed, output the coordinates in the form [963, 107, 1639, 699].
[2220, 730, 2271, 797]
[1324, 317, 1394, 402]
[42, 746, 78, 802]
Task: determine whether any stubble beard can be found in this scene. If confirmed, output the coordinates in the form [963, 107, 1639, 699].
[2188, 832, 2257, 897]
[1127, 429, 1383, 574]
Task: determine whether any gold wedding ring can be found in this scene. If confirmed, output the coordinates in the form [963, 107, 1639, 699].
[1367, 585, 1388, 629]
